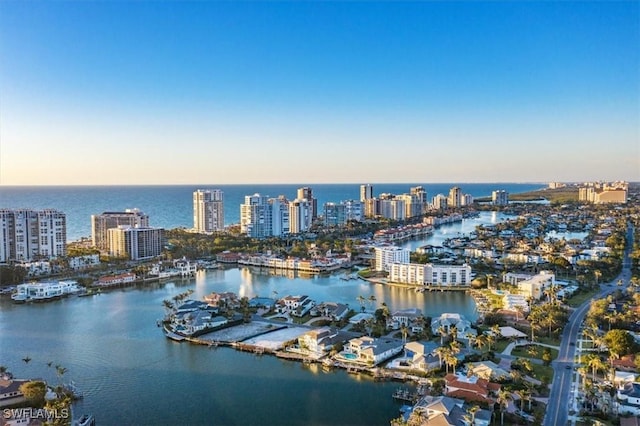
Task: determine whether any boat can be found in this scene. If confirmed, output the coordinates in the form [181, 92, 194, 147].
[73, 414, 95, 426]
[11, 293, 28, 303]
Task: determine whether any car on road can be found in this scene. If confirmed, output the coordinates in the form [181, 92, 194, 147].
[565, 365, 571, 369]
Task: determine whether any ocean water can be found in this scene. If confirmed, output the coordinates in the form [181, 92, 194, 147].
[0, 183, 544, 241]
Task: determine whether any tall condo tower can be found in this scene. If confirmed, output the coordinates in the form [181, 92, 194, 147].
[360, 184, 374, 202]
[296, 187, 317, 220]
[193, 189, 224, 233]
[0, 209, 67, 262]
[91, 209, 149, 251]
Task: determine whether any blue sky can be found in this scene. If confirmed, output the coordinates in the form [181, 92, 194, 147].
[1, 1, 638, 185]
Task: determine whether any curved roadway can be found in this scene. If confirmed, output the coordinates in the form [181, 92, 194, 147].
[544, 224, 634, 426]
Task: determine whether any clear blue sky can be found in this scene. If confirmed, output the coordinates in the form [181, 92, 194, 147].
[1, 1, 638, 185]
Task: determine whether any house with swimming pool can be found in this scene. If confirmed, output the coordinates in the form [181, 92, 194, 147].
[340, 336, 403, 366]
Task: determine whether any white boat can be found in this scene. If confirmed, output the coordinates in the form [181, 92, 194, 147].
[11, 280, 84, 303]
[73, 414, 95, 426]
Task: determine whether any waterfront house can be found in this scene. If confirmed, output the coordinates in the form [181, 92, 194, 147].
[431, 313, 472, 337]
[389, 308, 424, 332]
[343, 336, 403, 366]
[313, 302, 350, 321]
[390, 341, 440, 372]
[204, 292, 239, 309]
[411, 395, 491, 426]
[348, 313, 374, 324]
[296, 327, 356, 358]
[96, 272, 136, 286]
[176, 300, 212, 314]
[444, 373, 500, 404]
[466, 361, 511, 381]
[617, 382, 640, 416]
[0, 377, 29, 408]
[277, 295, 315, 317]
[12, 280, 82, 302]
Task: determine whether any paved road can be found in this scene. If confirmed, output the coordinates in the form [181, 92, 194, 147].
[544, 224, 634, 426]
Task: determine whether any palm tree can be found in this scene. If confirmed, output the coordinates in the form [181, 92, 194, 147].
[55, 365, 68, 385]
[449, 340, 461, 356]
[22, 356, 31, 364]
[462, 405, 480, 426]
[437, 325, 447, 345]
[444, 350, 458, 375]
[485, 332, 496, 352]
[356, 295, 366, 313]
[434, 346, 447, 370]
[474, 334, 487, 353]
[367, 295, 377, 309]
[497, 389, 512, 426]
[594, 269, 602, 285]
[466, 332, 477, 350]
[400, 324, 408, 346]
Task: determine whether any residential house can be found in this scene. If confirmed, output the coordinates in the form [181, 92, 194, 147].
[0, 377, 29, 408]
[343, 336, 403, 366]
[296, 327, 356, 358]
[466, 361, 511, 381]
[444, 373, 501, 404]
[313, 302, 350, 321]
[411, 395, 491, 426]
[431, 313, 473, 337]
[390, 308, 424, 332]
[618, 382, 640, 416]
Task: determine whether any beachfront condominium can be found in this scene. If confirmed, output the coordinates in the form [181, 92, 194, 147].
[448, 186, 462, 208]
[324, 200, 363, 227]
[289, 199, 312, 234]
[360, 184, 373, 202]
[193, 189, 224, 233]
[296, 187, 317, 220]
[492, 190, 509, 206]
[107, 226, 164, 261]
[578, 181, 628, 204]
[240, 194, 274, 238]
[91, 209, 149, 251]
[0, 209, 67, 263]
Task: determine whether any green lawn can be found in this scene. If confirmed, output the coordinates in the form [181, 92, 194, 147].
[530, 363, 554, 383]
[534, 336, 561, 347]
[565, 287, 601, 308]
[511, 344, 559, 361]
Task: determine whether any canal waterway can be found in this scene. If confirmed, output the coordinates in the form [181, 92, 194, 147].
[0, 268, 477, 426]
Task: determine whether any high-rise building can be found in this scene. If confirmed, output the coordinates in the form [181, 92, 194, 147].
[269, 196, 290, 236]
[492, 190, 509, 205]
[296, 187, 317, 220]
[91, 209, 149, 250]
[240, 194, 273, 238]
[108, 226, 164, 260]
[193, 189, 224, 233]
[360, 184, 373, 202]
[448, 187, 462, 208]
[431, 194, 448, 210]
[289, 199, 312, 234]
[0, 209, 67, 262]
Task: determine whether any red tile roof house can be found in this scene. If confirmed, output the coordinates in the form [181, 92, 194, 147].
[611, 354, 637, 372]
[444, 373, 501, 405]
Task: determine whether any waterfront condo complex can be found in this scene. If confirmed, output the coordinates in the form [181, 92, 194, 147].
[91, 209, 149, 250]
[0, 209, 66, 262]
[193, 189, 224, 233]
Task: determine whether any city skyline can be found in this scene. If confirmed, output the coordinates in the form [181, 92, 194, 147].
[1, 1, 638, 185]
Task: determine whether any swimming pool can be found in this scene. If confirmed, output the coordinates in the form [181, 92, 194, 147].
[343, 353, 357, 360]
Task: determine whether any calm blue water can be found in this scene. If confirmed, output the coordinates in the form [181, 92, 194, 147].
[0, 183, 544, 241]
